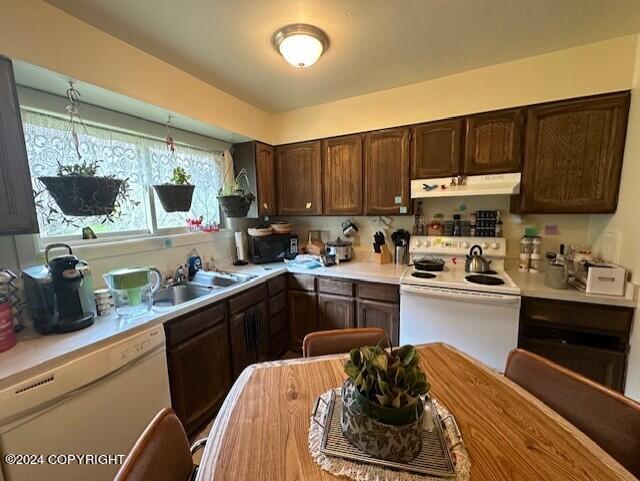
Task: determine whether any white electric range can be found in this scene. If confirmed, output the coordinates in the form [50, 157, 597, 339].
[399, 236, 521, 371]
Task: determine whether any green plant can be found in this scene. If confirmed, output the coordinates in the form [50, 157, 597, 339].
[344, 343, 430, 408]
[56, 159, 99, 176]
[217, 168, 255, 203]
[169, 166, 191, 185]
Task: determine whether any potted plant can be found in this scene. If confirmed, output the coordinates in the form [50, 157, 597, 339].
[39, 160, 132, 217]
[153, 167, 195, 212]
[341, 342, 430, 462]
[36, 82, 136, 220]
[217, 168, 255, 218]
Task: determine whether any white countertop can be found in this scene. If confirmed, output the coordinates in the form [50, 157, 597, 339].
[1, 259, 636, 388]
[506, 266, 638, 308]
[0, 261, 405, 388]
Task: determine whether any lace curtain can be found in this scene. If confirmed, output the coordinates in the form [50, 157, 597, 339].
[21, 109, 225, 238]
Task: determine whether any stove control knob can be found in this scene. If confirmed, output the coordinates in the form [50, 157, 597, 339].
[491, 242, 500, 250]
[424, 240, 431, 247]
[415, 240, 423, 247]
[462, 241, 470, 249]
[481, 242, 489, 249]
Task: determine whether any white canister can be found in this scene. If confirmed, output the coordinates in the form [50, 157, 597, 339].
[519, 253, 531, 272]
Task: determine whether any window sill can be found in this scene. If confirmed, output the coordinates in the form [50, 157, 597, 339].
[39, 230, 233, 261]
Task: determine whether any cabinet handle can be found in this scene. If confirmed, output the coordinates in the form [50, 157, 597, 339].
[263, 202, 268, 209]
[305, 202, 312, 209]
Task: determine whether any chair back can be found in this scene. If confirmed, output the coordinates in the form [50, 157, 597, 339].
[505, 349, 640, 478]
[303, 328, 386, 357]
[114, 408, 194, 481]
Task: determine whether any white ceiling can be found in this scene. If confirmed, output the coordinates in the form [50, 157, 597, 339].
[44, 0, 640, 113]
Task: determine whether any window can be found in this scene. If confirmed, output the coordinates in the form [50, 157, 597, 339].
[22, 110, 225, 239]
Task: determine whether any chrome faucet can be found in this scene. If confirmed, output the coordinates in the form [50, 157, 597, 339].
[173, 264, 187, 285]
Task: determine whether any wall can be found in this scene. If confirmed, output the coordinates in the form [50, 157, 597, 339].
[266, 196, 592, 262]
[271, 35, 637, 144]
[0, 0, 272, 143]
[589, 34, 640, 399]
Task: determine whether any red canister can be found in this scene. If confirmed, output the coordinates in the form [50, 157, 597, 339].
[0, 300, 17, 353]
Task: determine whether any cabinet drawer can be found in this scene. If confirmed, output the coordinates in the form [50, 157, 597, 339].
[270, 329, 288, 358]
[165, 302, 225, 347]
[269, 291, 287, 316]
[228, 285, 266, 315]
[521, 297, 633, 335]
[288, 274, 316, 291]
[358, 282, 399, 303]
[318, 277, 355, 297]
[270, 310, 288, 336]
[267, 275, 286, 295]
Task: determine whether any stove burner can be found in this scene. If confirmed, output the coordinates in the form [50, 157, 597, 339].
[411, 271, 437, 279]
[465, 275, 505, 286]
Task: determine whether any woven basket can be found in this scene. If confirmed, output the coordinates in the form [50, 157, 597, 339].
[153, 185, 195, 212]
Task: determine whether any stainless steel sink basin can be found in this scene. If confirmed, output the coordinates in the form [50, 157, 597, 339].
[191, 271, 256, 288]
[153, 284, 212, 307]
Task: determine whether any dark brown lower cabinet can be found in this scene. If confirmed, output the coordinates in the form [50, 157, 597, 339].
[318, 293, 355, 330]
[166, 314, 231, 436]
[288, 289, 318, 351]
[267, 275, 288, 358]
[357, 299, 400, 346]
[229, 300, 269, 377]
[518, 296, 633, 392]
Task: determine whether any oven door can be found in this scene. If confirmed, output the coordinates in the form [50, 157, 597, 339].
[399, 284, 521, 371]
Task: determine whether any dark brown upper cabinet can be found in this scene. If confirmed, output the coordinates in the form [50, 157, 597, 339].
[232, 141, 276, 218]
[513, 92, 630, 214]
[322, 134, 363, 215]
[275, 141, 322, 215]
[410, 119, 462, 179]
[364, 127, 410, 215]
[464, 108, 524, 175]
[0, 56, 39, 235]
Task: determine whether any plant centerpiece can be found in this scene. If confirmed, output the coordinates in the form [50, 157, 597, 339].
[217, 167, 255, 218]
[153, 166, 196, 212]
[341, 342, 430, 463]
[36, 82, 136, 220]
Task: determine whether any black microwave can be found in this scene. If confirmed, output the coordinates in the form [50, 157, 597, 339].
[249, 234, 298, 264]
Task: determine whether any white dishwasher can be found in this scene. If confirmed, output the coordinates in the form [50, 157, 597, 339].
[0, 324, 171, 481]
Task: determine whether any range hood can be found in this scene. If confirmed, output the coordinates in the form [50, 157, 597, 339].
[411, 173, 521, 199]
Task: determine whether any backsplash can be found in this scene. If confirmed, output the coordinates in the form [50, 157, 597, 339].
[243, 196, 594, 260]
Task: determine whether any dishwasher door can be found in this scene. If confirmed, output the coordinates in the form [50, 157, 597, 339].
[400, 284, 521, 371]
[0, 348, 170, 481]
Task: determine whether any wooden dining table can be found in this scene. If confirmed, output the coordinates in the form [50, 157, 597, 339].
[195, 343, 636, 481]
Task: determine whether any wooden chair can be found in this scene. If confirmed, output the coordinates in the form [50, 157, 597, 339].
[505, 348, 640, 478]
[114, 408, 207, 481]
[302, 328, 386, 357]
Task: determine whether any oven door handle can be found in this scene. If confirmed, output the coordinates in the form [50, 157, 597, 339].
[401, 284, 521, 307]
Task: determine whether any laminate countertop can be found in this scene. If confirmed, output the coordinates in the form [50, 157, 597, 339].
[196, 343, 637, 481]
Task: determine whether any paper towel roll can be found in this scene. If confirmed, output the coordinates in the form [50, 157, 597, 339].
[235, 231, 247, 262]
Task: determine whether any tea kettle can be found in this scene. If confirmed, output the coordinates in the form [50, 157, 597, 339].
[465, 245, 492, 273]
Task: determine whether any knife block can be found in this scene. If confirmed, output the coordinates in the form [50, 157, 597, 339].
[373, 244, 392, 264]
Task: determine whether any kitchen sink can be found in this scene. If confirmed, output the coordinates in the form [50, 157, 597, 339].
[153, 284, 212, 307]
[191, 271, 256, 288]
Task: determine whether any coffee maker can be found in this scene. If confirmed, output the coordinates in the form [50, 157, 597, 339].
[22, 243, 95, 334]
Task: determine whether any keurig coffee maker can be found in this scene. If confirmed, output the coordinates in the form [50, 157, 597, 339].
[22, 243, 96, 334]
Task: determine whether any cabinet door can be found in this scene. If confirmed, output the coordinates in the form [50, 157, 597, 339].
[288, 290, 318, 352]
[322, 134, 363, 215]
[519, 338, 626, 392]
[275, 141, 322, 215]
[229, 311, 255, 377]
[357, 299, 399, 346]
[167, 322, 231, 435]
[255, 142, 277, 216]
[364, 128, 410, 215]
[229, 301, 270, 376]
[0, 57, 38, 234]
[464, 109, 523, 175]
[516, 93, 630, 214]
[254, 300, 270, 363]
[317, 293, 355, 331]
[411, 119, 462, 179]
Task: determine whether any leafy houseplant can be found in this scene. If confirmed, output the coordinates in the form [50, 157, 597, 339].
[153, 166, 196, 212]
[340, 342, 430, 463]
[217, 168, 255, 218]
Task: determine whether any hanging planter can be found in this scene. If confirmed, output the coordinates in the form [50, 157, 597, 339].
[39, 175, 123, 216]
[217, 167, 255, 218]
[35, 82, 138, 224]
[153, 167, 195, 212]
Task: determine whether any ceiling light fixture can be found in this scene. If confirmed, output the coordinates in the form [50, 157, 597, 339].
[272, 24, 329, 69]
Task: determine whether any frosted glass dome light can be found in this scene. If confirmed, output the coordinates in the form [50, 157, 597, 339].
[272, 24, 329, 69]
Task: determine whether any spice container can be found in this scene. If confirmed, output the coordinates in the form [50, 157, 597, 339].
[427, 218, 443, 236]
[443, 220, 454, 236]
[453, 214, 461, 236]
[530, 253, 541, 273]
